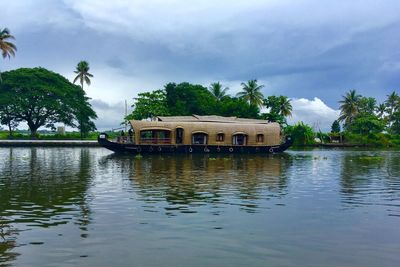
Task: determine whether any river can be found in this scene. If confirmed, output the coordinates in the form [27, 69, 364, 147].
[0, 147, 399, 267]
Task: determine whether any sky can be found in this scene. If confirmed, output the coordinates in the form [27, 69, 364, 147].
[2, 0, 400, 131]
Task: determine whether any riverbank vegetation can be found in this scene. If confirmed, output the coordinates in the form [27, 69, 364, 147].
[1, 27, 399, 146]
[0, 67, 97, 138]
[126, 83, 400, 147]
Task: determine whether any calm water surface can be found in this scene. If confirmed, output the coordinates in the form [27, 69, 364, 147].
[0, 148, 399, 267]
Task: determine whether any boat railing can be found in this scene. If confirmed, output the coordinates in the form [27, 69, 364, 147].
[140, 138, 171, 144]
[115, 136, 135, 143]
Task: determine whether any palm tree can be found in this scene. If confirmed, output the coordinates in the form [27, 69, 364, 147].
[0, 28, 16, 59]
[73, 61, 93, 89]
[209, 82, 229, 101]
[278, 96, 292, 117]
[237, 79, 264, 108]
[0, 28, 17, 81]
[386, 91, 399, 116]
[376, 103, 386, 119]
[264, 95, 292, 117]
[338, 89, 361, 126]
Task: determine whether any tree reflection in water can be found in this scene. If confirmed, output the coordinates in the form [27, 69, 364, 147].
[99, 154, 291, 215]
[340, 152, 400, 216]
[0, 148, 93, 265]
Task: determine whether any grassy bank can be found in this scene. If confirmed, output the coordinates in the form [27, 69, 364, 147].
[0, 131, 118, 140]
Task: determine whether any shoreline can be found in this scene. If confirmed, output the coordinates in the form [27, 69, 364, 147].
[0, 140, 100, 147]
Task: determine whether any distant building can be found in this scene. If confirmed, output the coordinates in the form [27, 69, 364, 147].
[57, 126, 65, 135]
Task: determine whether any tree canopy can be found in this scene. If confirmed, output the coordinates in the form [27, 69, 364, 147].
[127, 82, 262, 121]
[237, 79, 264, 108]
[0, 67, 97, 136]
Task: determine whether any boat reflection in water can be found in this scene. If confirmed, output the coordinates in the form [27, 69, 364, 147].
[99, 154, 291, 215]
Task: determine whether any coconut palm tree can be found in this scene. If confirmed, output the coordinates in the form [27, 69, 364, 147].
[386, 91, 399, 115]
[237, 79, 264, 108]
[0, 28, 17, 81]
[73, 61, 93, 89]
[264, 95, 292, 117]
[209, 82, 229, 101]
[338, 89, 361, 126]
[376, 103, 386, 119]
[0, 28, 16, 59]
[278, 96, 292, 117]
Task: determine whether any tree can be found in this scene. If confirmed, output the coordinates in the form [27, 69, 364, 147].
[73, 61, 94, 137]
[390, 110, 400, 134]
[0, 104, 19, 136]
[386, 91, 399, 116]
[0, 28, 16, 59]
[74, 96, 97, 138]
[331, 120, 341, 133]
[208, 82, 229, 101]
[0, 67, 97, 137]
[264, 95, 292, 116]
[126, 90, 169, 120]
[338, 89, 362, 127]
[285, 122, 315, 146]
[165, 82, 216, 116]
[358, 97, 376, 115]
[73, 61, 93, 89]
[385, 91, 400, 131]
[237, 79, 264, 108]
[376, 103, 386, 119]
[217, 96, 260, 119]
[348, 114, 385, 135]
[0, 28, 17, 81]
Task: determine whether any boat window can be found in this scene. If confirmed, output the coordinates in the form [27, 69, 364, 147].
[140, 130, 171, 144]
[192, 133, 208, 145]
[232, 134, 248, 146]
[216, 133, 225, 142]
[176, 128, 184, 144]
[256, 134, 264, 143]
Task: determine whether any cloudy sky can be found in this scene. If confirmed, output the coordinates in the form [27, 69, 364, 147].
[2, 0, 400, 131]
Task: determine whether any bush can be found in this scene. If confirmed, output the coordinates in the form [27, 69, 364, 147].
[285, 122, 315, 146]
[344, 132, 397, 147]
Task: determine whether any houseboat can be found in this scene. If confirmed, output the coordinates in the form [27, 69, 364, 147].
[98, 115, 292, 154]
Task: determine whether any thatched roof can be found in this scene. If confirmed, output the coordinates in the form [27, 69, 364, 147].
[156, 115, 269, 124]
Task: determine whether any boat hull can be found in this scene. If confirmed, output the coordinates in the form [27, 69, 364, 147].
[98, 135, 292, 154]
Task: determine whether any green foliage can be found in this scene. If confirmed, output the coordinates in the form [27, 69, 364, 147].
[127, 82, 261, 120]
[348, 114, 385, 135]
[217, 96, 260, 118]
[0, 130, 100, 140]
[262, 95, 292, 124]
[165, 82, 217, 116]
[284, 122, 315, 146]
[237, 79, 264, 108]
[263, 95, 292, 117]
[331, 120, 341, 133]
[358, 97, 376, 115]
[73, 60, 93, 89]
[0, 67, 97, 137]
[260, 112, 286, 124]
[126, 89, 169, 120]
[390, 111, 400, 134]
[339, 89, 362, 127]
[344, 132, 396, 147]
[208, 82, 229, 101]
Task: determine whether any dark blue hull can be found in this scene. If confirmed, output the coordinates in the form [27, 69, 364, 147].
[98, 136, 292, 154]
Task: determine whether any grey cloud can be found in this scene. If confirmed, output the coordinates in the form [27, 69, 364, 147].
[3, 0, 400, 130]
